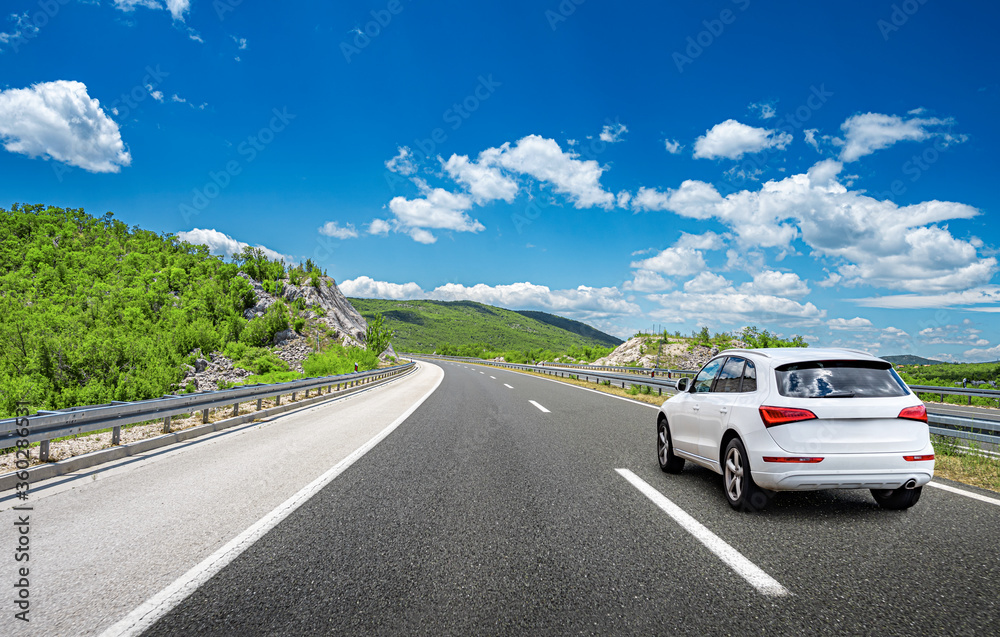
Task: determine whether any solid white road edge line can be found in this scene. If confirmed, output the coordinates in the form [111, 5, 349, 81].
[616, 469, 790, 598]
[509, 367, 661, 410]
[927, 480, 1000, 506]
[529, 400, 551, 413]
[504, 384, 513, 389]
[99, 363, 444, 637]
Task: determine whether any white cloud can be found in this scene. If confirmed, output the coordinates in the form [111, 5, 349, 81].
[803, 128, 820, 150]
[693, 119, 792, 160]
[828, 317, 874, 330]
[177, 228, 290, 263]
[0, 80, 131, 173]
[385, 146, 417, 176]
[630, 246, 706, 277]
[853, 286, 1000, 309]
[339, 276, 425, 300]
[744, 270, 810, 298]
[318, 221, 358, 239]
[599, 122, 628, 143]
[493, 134, 615, 209]
[339, 277, 641, 320]
[962, 344, 1000, 363]
[664, 139, 682, 154]
[683, 272, 731, 294]
[835, 111, 965, 162]
[633, 160, 994, 292]
[624, 269, 673, 293]
[443, 151, 518, 204]
[0, 13, 39, 49]
[648, 288, 825, 325]
[368, 219, 392, 236]
[233, 36, 248, 50]
[387, 185, 484, 244]
[147, 85, 164, 102]
[675, 231, 726, 251]
[114, 0, 189, 21]
[748, 101, 777, 120]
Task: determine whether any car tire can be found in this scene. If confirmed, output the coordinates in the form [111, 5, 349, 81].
[657, 419, 685, 474]
[870, 486, 922, 510]
[723, 437, 771, 512]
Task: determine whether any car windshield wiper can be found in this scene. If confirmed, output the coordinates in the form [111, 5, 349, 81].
[820, 391, 856, 398]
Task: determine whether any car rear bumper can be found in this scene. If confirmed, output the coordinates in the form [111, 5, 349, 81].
[751, 447, 935, 491]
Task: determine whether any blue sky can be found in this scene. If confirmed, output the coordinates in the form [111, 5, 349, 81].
[2, 1, 999, 360]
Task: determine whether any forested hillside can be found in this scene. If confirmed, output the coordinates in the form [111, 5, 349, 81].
[348, 298, 621, 358]
[0, 204, 361, 418]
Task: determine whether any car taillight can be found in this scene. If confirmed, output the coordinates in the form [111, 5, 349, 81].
[898, 405, 927, 422]
[759, 406, 818, 427]
[762, 456, 824, 463]
[904, 454, 935, 462]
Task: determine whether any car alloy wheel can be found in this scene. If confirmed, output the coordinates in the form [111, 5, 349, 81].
[723, 437, 771, 512]
[657, 419, 684, 473]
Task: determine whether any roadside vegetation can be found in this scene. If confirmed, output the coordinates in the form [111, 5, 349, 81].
[931, 435, 1000, 493]
[897, 362, 1000, 409]
[0, 204, 379, 419]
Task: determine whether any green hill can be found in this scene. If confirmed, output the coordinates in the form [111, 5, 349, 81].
[347, 298, 622, 355]
[882, 355, 947, 366]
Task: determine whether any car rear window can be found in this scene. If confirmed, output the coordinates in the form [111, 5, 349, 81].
[774, 360, 911, 398]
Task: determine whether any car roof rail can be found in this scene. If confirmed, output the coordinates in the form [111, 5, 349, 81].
[719, 348, 770, 358]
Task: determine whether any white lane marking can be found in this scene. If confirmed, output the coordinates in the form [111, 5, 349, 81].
[100, 365, 444, 637]
[529, 400, 550, 413]
[504, 384, 513, 389]
[927, 481, 1000, 506]
[503, 366, 661, 410]
[479, 371, 484, 375]
[490, 375, 496, 379]
[616, 469, 790, 597]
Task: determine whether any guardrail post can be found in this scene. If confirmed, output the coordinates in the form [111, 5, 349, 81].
[112, 426, 121, 445]
[163, 415, 171, 434]
[276, 394, 281, 405]
[40, 440, 50, 462]
[257, 398, 262, 411]
[292, 392, 297, 401]
[203, 409, 210, 424]
[232, 403, 238, 417]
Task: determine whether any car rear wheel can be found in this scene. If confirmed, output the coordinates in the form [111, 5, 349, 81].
[723, 437, 771, 512]
[870, 486, 922, 510]
[657, 419, 685, 473]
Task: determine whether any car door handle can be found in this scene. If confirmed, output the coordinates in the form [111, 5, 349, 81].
[692, 404, 700, 411]
[719, 407, 729, 414]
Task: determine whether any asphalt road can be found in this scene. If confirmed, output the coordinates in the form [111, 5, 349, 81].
[117, 359, 1000, 636]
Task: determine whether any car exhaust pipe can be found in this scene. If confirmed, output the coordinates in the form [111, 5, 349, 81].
[904, 479, 918, 490]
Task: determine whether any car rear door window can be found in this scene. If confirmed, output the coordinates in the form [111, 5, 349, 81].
[775, 360, 910, 398]
[693, 358, 724, 393]
[741, 360, 757, 392]
[714, 357, 746, 393]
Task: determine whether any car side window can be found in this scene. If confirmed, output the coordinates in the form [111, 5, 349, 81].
[741, 360, 757, 392]
[693, 358, 724, 393]
[714, 357, 746, 393]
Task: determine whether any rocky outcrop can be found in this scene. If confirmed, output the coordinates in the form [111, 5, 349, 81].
[591, 337, 748, 370]
[239, 272, 368, 348]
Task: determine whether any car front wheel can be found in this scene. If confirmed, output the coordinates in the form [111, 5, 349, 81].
[657, 419, 685, 473]
[870, 486, 922, 510]
[723, 437, 771, 512]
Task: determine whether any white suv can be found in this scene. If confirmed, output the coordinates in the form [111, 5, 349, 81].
[656, 348, 935, 511]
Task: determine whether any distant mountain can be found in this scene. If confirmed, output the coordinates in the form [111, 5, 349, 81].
[347, 298, 622, 353]
[882, 355, 947, 366]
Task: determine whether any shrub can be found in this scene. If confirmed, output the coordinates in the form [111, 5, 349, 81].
[303, 345, 379, 376]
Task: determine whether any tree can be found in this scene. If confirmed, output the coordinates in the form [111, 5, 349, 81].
[365, 312, 393, 355]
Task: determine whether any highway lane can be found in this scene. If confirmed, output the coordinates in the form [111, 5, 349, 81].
[0, 362, 442, 637]
[139, 359, 1000, 636]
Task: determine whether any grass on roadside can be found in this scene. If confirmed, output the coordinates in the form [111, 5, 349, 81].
[931, 435, 1000, 493]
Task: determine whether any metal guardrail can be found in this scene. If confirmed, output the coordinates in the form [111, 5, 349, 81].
[0, 362, 415, 461]
[412, 354, 1000, 447]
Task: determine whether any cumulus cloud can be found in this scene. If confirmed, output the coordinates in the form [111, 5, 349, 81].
[693, 119, 792, 160]
[443, 150, 518, 204]
[385, 146, 417, 176]
[633, 159, 994, 292]
[0, 80, 131, 173]
[648, 287, 825, 326]
[387, 184, 484, 244]
[962, 343, 1000, 363]
[745, 270, 810, 298]
[664, 139, 682, 154]
[748, 101, 777, 120]
[599, 122, 628, 143]
[318, 221, 358, 239]
[852, 286, 1000, 310]
[339, 277, 641, 321]
[493, 135, 615, 209]
[114, 0, 190, 21]
[630, 246, 706, 277]
[368, 219, 392, 236]
[835, 111, 965, 162]
[177, 228, 291, 263]
[623, 269, 674, 293]
[828, 317, 874, 330]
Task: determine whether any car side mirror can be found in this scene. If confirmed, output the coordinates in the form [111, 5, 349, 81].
[675, 377, 689, 393]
